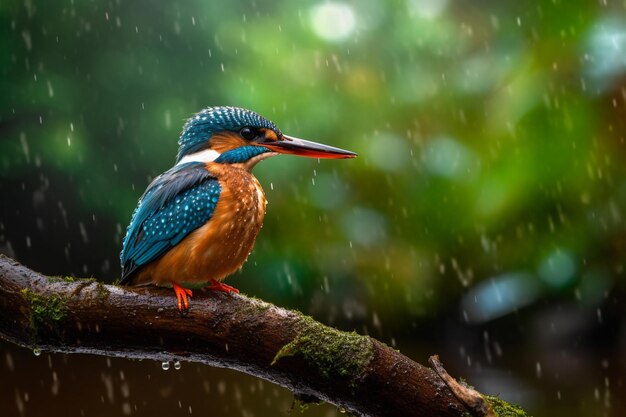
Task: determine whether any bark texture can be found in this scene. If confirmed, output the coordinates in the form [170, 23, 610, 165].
[0, 255, 528, 417]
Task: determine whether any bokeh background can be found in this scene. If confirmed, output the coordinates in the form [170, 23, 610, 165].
[2, 0, 626, 416]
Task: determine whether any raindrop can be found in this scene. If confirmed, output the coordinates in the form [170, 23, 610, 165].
[322, 276, 330, 293]
[174, 360, 181, 370]
[19, 132, 30, 163]
[22, 30, 32, 51]
[161, 361, 170, 370]
[5, 352, 15, 372]
[372, 312, 381, 329]
[493, 341, 503, 356]
[33, 348, 41, 356]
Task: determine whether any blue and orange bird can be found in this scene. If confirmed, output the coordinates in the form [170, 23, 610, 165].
[119, 106, 356, 313]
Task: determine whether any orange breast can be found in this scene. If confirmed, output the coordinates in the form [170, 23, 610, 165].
[134, 163, 267, 288]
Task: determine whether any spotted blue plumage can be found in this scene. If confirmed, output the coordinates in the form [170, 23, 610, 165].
[176, 106, 281, 162]
[119, 162, 220, 282]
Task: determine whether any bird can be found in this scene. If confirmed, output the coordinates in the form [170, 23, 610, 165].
[119, 106, 356, 313]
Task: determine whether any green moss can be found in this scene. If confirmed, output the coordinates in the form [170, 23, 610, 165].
[485, 395, 530, 417]
[290, 393, 323, 413]
[94, 281, 110, 300]
[47, 275, 76, 283]
[272, 315, 374, 383]
[20, 289, 68, 336]
[239, 297, 272, 315]
[73, 277, 96, 292]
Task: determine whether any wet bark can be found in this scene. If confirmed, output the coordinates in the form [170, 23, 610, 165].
[0, 255, 527, 417]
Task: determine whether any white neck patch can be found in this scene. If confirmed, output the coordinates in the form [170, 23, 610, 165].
[229, 151, 279, 171]
[177, 149, 221, 165]
[245, 151, 278, 170]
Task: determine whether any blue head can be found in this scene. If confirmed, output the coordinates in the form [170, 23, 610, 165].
[175, 106, 357, 168]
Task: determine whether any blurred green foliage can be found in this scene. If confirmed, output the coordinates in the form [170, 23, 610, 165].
[3, 1, 626, 415]
[2, 0, 626, 326]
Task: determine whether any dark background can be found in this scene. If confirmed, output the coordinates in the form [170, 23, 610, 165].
[1, 0, 625, 416]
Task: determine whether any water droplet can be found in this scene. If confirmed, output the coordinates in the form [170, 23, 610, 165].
[33, 348, 41, 356]
[174, 360, 181, 370]
[161, 361, 170, 370]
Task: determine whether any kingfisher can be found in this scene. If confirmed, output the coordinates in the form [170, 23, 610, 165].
[119, 106, 356, 313]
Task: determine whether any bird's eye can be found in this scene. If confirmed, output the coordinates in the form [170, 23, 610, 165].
[240, 127, 256, 140]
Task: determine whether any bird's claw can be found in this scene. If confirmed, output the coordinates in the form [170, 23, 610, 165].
[208, 279, 240, 294]
[172, 282, 193, 315]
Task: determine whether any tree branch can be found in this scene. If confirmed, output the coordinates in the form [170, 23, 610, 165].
[0, 255, 527, 417]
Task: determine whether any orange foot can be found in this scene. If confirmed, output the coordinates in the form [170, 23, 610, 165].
[172, 282, 193, 314]
[207, 279, 240, 294]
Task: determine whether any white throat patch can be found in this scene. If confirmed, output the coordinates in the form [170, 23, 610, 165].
[177, 149, 221, 165]
[243, 151, 279, 170]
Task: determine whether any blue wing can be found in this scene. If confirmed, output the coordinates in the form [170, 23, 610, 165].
[119, 162, 221, 283]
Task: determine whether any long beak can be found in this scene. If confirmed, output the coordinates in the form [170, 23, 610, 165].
[260, 134, 357, 159]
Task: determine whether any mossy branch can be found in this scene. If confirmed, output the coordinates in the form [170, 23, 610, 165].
[0, 255, 529, 417]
